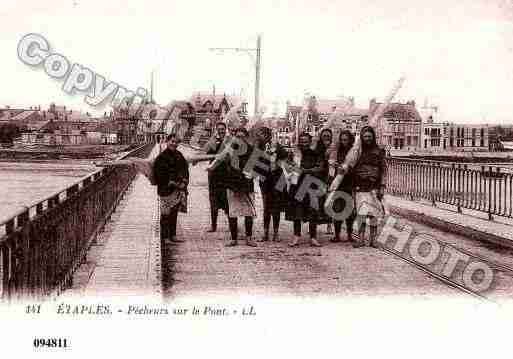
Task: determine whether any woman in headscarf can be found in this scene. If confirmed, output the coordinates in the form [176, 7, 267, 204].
[153, 133, 190, 243]
[313, 128, 334, 234]
[285, 132, 328, 247]
[254, 126, 289, 242]
[351, 126, 387, 248]
[209, 126, 258, 247]
[331, 130, 356, 243]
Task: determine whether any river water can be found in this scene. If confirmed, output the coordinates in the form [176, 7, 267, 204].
[0, 161, 97, 224]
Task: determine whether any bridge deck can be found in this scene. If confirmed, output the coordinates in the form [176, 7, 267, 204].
[66, 145, 161, 298]
[161, 146, 458, 299]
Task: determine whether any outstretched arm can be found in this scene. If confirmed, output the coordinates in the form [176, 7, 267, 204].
[183, 154, 217, 165]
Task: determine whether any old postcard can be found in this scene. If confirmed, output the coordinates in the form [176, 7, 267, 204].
[1, 0, 513, 357]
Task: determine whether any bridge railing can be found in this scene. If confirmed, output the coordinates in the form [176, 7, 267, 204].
[386, 158, 513, 220]
[0, 143, 154, 300]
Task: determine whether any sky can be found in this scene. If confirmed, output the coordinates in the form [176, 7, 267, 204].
[2, 0, 513, 124]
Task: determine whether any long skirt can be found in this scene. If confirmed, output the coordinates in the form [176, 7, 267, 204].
[260, 187, 288, 214]
[285, 187, 319, 223]
[227, 190, 257, 218]
[354, 190, 385, 225]
[208, 173, 228, 212]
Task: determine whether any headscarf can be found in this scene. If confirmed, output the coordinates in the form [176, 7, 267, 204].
[234, 126, 249, 138]
[315, 128, 333, 155]
[360, 126, 378, 150]
[337, 130, 355, 160]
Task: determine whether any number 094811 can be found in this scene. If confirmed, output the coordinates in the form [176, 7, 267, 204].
[33, 338, 68, 348]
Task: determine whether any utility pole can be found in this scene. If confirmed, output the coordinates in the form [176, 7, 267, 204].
[209, 34, 262, 116]
[150, 70, 154, 104]
[254, 34, 261, 117]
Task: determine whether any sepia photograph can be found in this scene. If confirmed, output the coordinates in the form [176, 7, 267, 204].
[1, 0, 513, 357]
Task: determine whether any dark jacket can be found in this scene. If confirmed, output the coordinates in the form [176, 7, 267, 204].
[153, 148, 189, 197]
[301, 147, 329, 181]
[223, 141, 255, 193]
[353, 146, 386, 192]
[285, 147, 327, 221]
[257, 143, 289, 193]
[336, 146, 354, 193]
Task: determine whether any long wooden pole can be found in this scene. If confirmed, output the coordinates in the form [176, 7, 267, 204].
[327, 76, 405, 193]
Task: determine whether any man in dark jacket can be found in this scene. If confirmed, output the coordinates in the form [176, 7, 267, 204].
[203, 122, 229, 233]
[154, 133, 189, 243]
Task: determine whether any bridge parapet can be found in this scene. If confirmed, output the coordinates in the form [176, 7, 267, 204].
[386, 158, 513, 220]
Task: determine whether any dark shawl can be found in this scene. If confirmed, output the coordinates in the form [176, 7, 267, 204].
[153, 148, 189, 197]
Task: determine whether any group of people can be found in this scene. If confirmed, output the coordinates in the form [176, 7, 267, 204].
[153, 121, 387, 249]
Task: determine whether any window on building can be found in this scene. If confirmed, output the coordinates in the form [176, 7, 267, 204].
[472, 139, 475, 147]
[480, 139, 484, 147]
[450, 138, 454, 147]
[480, 128, 484, 137]
[431, 138, 440, 147]
[472, 128, 476, 138]
[424, 139, 427, 148]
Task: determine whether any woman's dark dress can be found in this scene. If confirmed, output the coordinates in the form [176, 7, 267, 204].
[258, 143, 289, 214]
[285, 148, 328, 222]
[332, 147, 356, 222]
[312, 143, 332, 224]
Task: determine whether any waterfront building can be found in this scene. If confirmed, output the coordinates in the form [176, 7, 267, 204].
[421, 122, 489, 151]
[369, 99, 422, 150]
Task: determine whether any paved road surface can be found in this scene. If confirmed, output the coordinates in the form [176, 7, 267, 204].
[163, 146, 460, 299]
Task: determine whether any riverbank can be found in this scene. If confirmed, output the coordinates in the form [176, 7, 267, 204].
[391, 149, 513, 164]
[0, 144, 138, 161]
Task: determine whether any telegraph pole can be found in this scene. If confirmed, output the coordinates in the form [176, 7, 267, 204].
[209, 34, 262, 116]
[254, 34, 261, 117]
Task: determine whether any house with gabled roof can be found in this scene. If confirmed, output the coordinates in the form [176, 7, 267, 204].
[368, 99, 422, 149]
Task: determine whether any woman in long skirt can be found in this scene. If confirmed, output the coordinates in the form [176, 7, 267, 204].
[351, 126, 387, 248]
[254, 126, 289, 242]
[313, 128, 334, 233]
[286, 132, 328, 247]
[209, 126, 258, 247]
[331, 130, 356, 243]
[153, 133, 190, 243]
